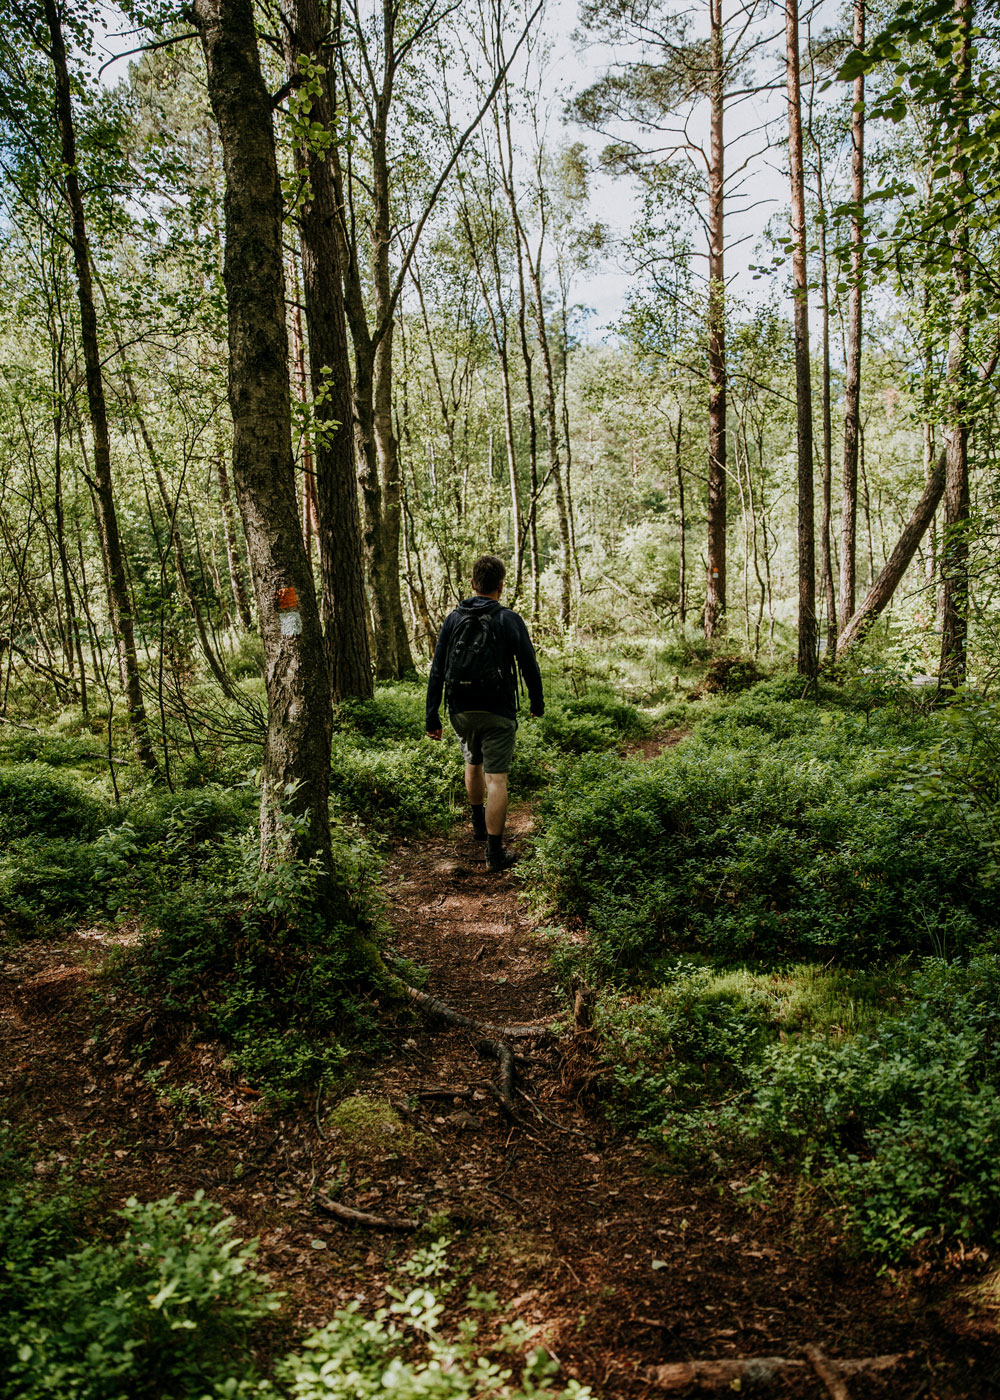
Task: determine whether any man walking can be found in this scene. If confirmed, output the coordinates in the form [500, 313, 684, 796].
[426, 555, 544, 872]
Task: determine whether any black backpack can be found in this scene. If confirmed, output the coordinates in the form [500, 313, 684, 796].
[444, 602, 509, 707]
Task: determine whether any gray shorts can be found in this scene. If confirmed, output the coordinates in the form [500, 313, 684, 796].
[450, 710, 517, 773]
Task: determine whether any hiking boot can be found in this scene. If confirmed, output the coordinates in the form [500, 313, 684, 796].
[486, 845, 518, 874]
[471, 811, 488, 841]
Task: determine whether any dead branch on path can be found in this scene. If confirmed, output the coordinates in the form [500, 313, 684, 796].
[646, 1350, 910, 1393]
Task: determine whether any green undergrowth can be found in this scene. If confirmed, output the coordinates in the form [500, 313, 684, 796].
[0, 671, 648, 1105]
[533, 678, 989, 972]
[0, 1136, 591, 1400]
[532, 676, 1000, 1260]
[329, 676, 650, 831]
[593, 953, 1000, 1259]
[104, 812, 386, 1105]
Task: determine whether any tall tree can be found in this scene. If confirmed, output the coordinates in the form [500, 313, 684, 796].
[573, 0, 768, 639]
[192, 0, 334, 865]
[839, 0, 865, 629]
[281, 0, 374, 700]
[43, 0, 159, 772]
[785, 0, 817, 676]
[938, 0, 972, 687]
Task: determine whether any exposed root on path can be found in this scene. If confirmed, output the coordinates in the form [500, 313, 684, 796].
[314, 1191, 418, 1233]
[401, 982, 555, 1040]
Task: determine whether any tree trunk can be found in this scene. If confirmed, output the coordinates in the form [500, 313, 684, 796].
[44, 0, 157, 773]
[786, 0, 817, 677]
[938, 0, 972, 689]
[675, 405, 686, 627]
[193, 0, 334, 866]
[704, 0, 727, 639]
[216, 442, 254, 630]
[374, 320, 416, 673]
[839, 0, 865, 627]
[282, 0, 374, 699]
[814, 155, 837, 652]
[837, 453, 945, 656]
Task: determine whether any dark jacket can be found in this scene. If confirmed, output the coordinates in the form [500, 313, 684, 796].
[426, 596, 544, 729]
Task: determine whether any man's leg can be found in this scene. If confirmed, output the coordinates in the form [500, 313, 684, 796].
[465, 763, 487, 839]
[484, 771, 516, 871]
[484, 770, 508, 836]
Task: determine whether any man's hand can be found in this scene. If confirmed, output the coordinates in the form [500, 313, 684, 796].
[426, 727, 443, 741]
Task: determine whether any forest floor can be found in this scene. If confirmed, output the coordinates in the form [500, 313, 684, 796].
[4, 755, 1000, 1397]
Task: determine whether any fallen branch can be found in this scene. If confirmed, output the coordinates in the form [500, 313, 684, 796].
[417, 1086, 476, 1102]
[647, 1352, 909, 1392]
[315, 1191, 418, 1232]
[804, 1345, 851, 1400]
[836, 452, 945, 656]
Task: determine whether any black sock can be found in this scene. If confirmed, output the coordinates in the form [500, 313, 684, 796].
[487, 834, 503, 859]
[471, 803, 486, 834]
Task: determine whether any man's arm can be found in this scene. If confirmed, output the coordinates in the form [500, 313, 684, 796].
[511, 614, 544, 716]
[425, 615, 453, 736]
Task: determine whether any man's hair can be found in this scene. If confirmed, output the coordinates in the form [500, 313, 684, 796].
[471, 554, 506, 595]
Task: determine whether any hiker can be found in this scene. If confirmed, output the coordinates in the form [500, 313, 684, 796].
[425, 554, 544, 872]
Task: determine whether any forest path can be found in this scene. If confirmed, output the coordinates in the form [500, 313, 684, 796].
[1, 782, 997, 1396]
[372, 797, 994, 1398]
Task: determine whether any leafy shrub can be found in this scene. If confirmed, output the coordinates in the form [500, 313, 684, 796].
[742, 956, 1000, 1257]
[0, 838, 100, 928]
[272, 1285, 592, 1400]
[698, 655, 762, 695]
[590, 961, 898, 1142]
[0, 763, 107, 843]
[539, 693, 648, 754]
[120, 785, 257, 856]
[532, 706, 984, 971]
[112, 818, 384, 1103]
[329, 737, 459, 833]
[1, 1142, 589, 1400]
[593, 964, 775, 1136]
[0, 731, 103, 767]
[1, 1160, 279, 1400]
[334, 683, 427, 740]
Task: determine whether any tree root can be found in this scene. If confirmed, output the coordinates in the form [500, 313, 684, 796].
[401, 984, 552, 1041]
[315, 1191, 418, 1232]
[401, 981, 554, 1130]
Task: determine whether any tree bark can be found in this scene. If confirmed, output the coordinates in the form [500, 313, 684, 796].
[282, 0, 374, 699]
[44, 0, 158, 773]
[837, 453, 945, 656]
[839, 0, 865, 628]
[786, 0, 817, 677]
[704, 0, 727, 639]
[193, 0, 334, 866]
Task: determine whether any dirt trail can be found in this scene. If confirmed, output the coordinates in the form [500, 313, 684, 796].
[2, 799, 1000, 1396]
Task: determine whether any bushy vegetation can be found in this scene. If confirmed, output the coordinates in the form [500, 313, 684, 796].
[535, 677, 1000, 1259]
[0, 672, 647, 1103]
[0, 1139, 590, 1400]
[534, 681, 988, 973]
